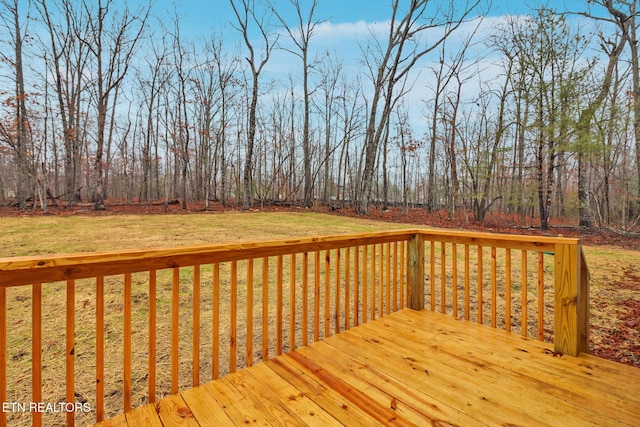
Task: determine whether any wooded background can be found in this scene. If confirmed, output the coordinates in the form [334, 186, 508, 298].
[1, 0, 639, 232]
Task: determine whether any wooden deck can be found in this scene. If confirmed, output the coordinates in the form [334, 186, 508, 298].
[94, 308, 640, 426]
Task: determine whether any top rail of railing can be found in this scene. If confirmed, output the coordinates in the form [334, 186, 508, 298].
[0, 228, 579, 288]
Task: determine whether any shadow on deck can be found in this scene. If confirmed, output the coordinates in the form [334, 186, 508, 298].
[96, 309, 640, 427]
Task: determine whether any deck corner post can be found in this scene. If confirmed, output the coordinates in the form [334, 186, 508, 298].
[553, 242, 589, 356]
[407, 233, 425, 310]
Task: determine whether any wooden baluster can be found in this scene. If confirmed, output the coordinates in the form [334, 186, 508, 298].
[345, 247, 351, 330]
[392, 242, 398, 312]
[441, 243, 446, 314]
[246, 259, 254, 367]
[32, 283, 42, 427]
[430, 241, 436, 311]
[193, 265, 201, 385]
[452, 243, 458, 318]
[399, 241, 405, 309]
[302, 253, 309, 346]
[386, 242, 391, 315]
[171, 268, 179, 393]
[362, 245, 368, 324]
[230, 260, 238, 371]
[212, 263, 220, 379]
[538, 251, 544, 341]
[464, 245, 470, 320]
[505, 250, 512, 333]
[522, 250, 528, 338]
[261, 258, 268, 362]
[478, 246, 483, 325]
[407, 234, 424, 310]
[314, 251, 320, 342]
[290, 254, 296, 351]
[66, 279, 75, 427]
[371, 244, 376, 320]
[324, 250, 331, 337]
[379, 244, 384, 317]
[386, 242, 395, 314]
[354, 246, 360, 326]
[96, 277, 105, 420]
[491, 247, 497, 328]
[277, 256, 283, 355]
[335, 249, 341, 335]
[148, 270, 156, 401]
[0, 287, 6, 427]
[124, 273, 132, 411]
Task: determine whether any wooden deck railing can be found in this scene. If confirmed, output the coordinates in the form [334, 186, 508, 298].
[407, 230, 589, 356]
[0, 229, 588, 426]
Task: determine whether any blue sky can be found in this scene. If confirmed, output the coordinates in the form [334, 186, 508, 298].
[143, 0, 602, 67]
[155, 0, 597, 36]
[141, 0, 604, 74]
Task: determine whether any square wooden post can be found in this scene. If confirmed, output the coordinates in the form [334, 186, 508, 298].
[407, 233, 425, 310]
[554, 242, 589, 356]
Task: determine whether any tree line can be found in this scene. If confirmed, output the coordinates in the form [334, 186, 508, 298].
[1, 0, 639, 231]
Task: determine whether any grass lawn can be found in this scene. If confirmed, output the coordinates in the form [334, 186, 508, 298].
[1, 211, 414, 257]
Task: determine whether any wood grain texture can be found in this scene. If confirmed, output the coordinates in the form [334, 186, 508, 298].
[65, 280, 75, 427]
[0, 288, 5, 427]
[1, 229, 570, 288]
[91, 309, 640, 427]
[32, 283, 42, 427]
[554, 243, 583, 356]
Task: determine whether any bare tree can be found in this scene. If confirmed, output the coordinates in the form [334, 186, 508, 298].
[424, 24, 479, 212]
[37, 0, 90, 204]
[393, 106, 418, 215]
[335, 75, 365, 206]
[356, 0, 481, 215]
[229, 0, 277, 210]
[136, 34, 171, 202]
[78, 0, 149, 210]
[270, 0, 322, 207]
[0, 0, 31, 209]
[313, 53, 342, 204]
[206, 34, 241, 206]
[167, 14, 193, 210]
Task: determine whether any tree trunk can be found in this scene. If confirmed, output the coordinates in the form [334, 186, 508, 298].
[11, 0, 30, 209]
[575, 36, 625, 227]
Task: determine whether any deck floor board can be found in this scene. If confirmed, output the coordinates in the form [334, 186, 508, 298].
[94, 309, 640, 426]
[357, 311, 632, 423]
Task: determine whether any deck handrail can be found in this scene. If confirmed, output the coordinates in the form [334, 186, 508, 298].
[0, 230, 415, 288]
[404, 230, 588, 356]
[0, 228, 588, 426]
